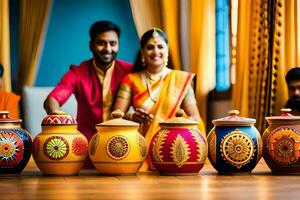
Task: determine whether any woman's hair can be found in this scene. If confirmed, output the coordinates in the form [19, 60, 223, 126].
[134, 28, 169, 72]
[140, 28, 168, 48]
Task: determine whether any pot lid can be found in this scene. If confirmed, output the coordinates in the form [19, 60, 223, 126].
[266, 108, 300, 123]
[97, 110, 139, 127]
[42, 110, 77, 125]
[0, 111, 22, 123]
[212, 110, 256, 126]
[159, 109, 198, 126]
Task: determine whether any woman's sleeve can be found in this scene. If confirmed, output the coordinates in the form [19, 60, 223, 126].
[116, 74, 132, 100]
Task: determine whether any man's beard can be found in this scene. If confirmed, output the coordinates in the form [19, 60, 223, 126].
[286, 96, 300, 112]
[95, 52, 117, 66]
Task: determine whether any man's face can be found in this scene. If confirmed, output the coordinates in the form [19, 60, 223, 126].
[90, 30, 119, 67]
[286, 80, 300, 111]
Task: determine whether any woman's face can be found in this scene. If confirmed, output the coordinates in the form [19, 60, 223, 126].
[141, 36, 168, 71]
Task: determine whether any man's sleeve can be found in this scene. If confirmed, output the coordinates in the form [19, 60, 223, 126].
[48, 66, 77, 106]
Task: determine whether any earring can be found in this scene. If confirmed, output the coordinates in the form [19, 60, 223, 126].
[164, 57, 168, 67]
[141, 56, 146, 67]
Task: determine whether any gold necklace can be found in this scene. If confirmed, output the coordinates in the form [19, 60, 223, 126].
[145, 72, 164, 103]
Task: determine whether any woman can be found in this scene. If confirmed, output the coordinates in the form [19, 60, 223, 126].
[113, 28, 204, 170]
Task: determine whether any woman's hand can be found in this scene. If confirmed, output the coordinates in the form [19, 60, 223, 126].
[132, 108, 154, 124]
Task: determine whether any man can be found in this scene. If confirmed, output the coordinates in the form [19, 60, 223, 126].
[0, 64, 20, 118]
[285, 67, 300, 115]
[44, 21, 133, 141]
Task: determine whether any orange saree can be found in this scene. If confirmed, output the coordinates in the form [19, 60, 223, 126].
[0, 90, 20, 118]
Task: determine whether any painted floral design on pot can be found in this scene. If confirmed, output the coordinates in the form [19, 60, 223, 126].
[89, 110, 147, 175]
[207, 110, 262, 174]
[149, 110, 208, 175]
[43, 136, 69, 160]
[0, 111, 32, 174]
[263, 108, 300, 174]
[31, 111, 88, 175]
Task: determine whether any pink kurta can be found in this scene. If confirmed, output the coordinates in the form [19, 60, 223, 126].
[48, 59, 133, 141]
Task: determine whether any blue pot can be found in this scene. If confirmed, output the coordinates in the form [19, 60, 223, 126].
[207, 110, 262, 174]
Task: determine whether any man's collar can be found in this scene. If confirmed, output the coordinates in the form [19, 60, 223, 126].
[92, 59, 115, 74]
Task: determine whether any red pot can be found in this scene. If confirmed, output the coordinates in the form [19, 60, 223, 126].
[149, 110, 208, 175]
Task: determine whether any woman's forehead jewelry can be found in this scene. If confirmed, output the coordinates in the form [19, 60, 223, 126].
[152, 29, 159, 42]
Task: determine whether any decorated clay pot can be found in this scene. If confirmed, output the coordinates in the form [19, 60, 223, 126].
[262, 108, 300, 174]
[207, 110, 262, 174]
[31, 112, 88, 175]
[149, 110, 208, 175]
[89, 110, 147, 175]
[0, 111, 32, 174]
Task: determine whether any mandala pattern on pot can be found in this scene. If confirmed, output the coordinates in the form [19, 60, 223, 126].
[106, 136, 130, 160]
[43, 136, 69, 160]
[267, 127, 300, 165]
[220, 129, 255, 169]
[0, 131, 23, 168]
[72, 137, 88, 156]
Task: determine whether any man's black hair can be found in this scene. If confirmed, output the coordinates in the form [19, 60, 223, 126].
[89, 21, 120, 41]
[285, 67, 300, 84]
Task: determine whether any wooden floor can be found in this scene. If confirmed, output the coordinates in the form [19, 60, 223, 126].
[1, 159, 300, 200]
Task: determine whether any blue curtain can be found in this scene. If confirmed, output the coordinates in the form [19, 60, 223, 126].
[216, 0, 230, 91]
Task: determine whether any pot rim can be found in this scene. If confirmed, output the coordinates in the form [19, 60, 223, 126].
[266, 108, 300, 123]
[212, 110, 256, 126]
[97, 110, 139, 127]
[41, 111, 77, 125]
[159, 109, 198, 126]
[0, 111, 22, 123]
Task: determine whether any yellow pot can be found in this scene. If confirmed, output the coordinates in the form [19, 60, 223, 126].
[89, 110, 147, 175]
[32, 112, 88, 175]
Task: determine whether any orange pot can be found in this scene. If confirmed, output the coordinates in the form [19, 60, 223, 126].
[263, 108, 300, 174]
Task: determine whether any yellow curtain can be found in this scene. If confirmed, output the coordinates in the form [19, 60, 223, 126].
[233, 0, 300, 133]
[190, 0, 216, 131]
[160, 0, 181, 70]
[232, 0, 252, 116]
[129, 0, 162, 38]
[17, 0, 52, 93]
[0, 0, 12, 91]
[129, 0, 181, 70]
[273, 0, 300, 115]
[233, 0, 270, 132]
